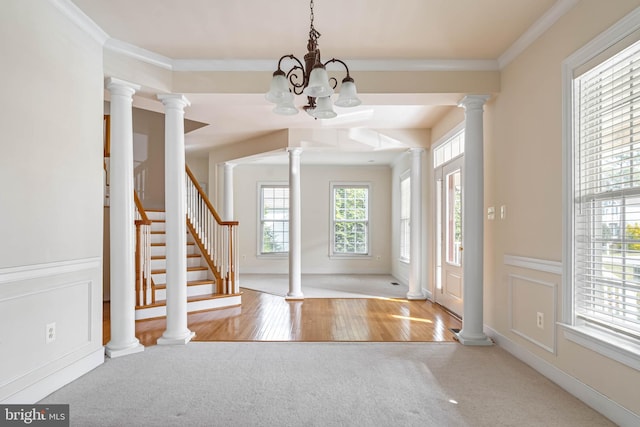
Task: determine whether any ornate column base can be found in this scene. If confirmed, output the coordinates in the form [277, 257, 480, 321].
[105, 341, 144, 358]
[157, 331, 196, 346]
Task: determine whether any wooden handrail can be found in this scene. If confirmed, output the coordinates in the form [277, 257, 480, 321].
[133, 191, 151, 225]
[185, 165, 239, 226]
[103, 115, 111, 158]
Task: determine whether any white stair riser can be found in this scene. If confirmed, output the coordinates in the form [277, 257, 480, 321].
[150, 256, 202, 271]
[150, 221, 165, 232]
[151, 245, 196, 257]
[151, 269, 209, 284]
[150, 233, 165, 244]
[135, 295, 241, 321]
[154, 283, 216, 300]
[146, 211, 165, 221]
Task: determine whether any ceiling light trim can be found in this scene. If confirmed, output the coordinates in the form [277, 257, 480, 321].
[498, 0, 579, 69]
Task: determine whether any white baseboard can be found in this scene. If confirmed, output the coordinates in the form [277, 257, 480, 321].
[484, 325, 640, 427]
[2, 347, 104, 404]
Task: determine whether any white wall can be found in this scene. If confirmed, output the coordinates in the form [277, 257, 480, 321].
[0, 0, 104, 402]
[234, 163, 393, 275]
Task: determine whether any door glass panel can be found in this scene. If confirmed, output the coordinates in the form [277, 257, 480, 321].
[446, 169, 462, 266]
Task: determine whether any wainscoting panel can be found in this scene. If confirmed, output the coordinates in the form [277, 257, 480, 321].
[508, 274, 557, 354]
[0, 258, 103, 402]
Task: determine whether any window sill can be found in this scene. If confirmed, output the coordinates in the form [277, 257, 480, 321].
[561, 323, 640, 372]
[399, 258, 410, 265]
[257, 253, 288, 259]
[329, 254, 372, 260]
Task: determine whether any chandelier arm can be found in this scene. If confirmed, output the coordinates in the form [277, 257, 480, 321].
[281, 55, 307, 96]
[324, 58, 352, 79]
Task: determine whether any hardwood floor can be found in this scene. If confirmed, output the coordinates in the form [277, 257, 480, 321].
[103, 288, 462, 346]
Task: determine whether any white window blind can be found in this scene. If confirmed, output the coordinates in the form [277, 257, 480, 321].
[400, 175, 411, 261]
[573, 39, 640, 339]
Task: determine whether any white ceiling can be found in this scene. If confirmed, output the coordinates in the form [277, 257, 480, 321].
[72, 0, 563, 163]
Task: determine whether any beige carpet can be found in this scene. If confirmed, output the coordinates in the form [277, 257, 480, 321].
[239, 274, 410, 299]
[40, 342, 614, 426]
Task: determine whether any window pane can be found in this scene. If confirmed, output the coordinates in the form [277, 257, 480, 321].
[261, 185, 289, 253]
[332, 185, 369, 255]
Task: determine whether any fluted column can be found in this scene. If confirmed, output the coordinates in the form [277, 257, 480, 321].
[407, 148, 426, 300]
[157, 94, 195, 345]
[105, 77, 144, 358]
[223, 162, 235, 221]
[456, 95, 492, 346]
[286, 148, 303, 300]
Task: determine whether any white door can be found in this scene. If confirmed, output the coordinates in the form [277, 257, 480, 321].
[435, 156, 464, 317]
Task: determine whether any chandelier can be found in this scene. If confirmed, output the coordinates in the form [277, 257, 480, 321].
[265, 0, 362, 119]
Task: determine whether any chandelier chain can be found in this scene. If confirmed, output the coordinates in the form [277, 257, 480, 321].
[309, 0, 320, 44]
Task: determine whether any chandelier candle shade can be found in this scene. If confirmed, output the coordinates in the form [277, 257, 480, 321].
[265, 0, 362, 119]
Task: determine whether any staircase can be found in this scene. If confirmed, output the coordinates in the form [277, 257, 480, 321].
[135, 209, 241, 320]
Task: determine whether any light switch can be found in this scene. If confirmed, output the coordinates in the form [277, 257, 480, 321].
[500, 205, 507, 220]
[487, 206, 495, 220]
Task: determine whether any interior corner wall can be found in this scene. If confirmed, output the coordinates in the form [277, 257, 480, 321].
[0, 0, 105, 402]
[234, 163, 392, 275]
[484, 0, 640, 418]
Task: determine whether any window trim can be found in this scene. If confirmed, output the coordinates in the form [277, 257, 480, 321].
[562, 8, 640, 371]
[330, 182, 372, 258]
[257, 182, 289, 258]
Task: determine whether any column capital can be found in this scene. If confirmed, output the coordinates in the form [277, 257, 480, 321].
[458, 94, 491, 111]
[287, 147, 303, 157]
[408, 147, 425, 156]
[105, 77, 140, 97]
[157, 93, 191, 110]
[224, 162, 236, 170]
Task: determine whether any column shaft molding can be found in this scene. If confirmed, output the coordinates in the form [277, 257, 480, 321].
[157, 93, 195, 345]
[104, 77, 144, 358]
[407, 147, 426, 300]
[456, 94, 492, 346]
[287, 148, 303, 300]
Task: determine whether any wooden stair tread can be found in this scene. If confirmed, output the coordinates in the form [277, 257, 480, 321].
[137, 292, 242, 309]
[151, 266, 208, 274]
[151, 254, 201, 260]
[151, 242, 195, 247]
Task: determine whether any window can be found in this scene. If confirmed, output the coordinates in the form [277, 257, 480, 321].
[331, 184, 370, 256]
[433, 128, 464, 168]
[259, 184, 289, 254]
[400, 175, 411, 261]
[564, 18, 640, 369]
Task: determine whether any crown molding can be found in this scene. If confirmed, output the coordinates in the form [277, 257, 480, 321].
[49, 0, 109, 45]
[498, 0, 579, 69]
[104, 38, 173, 70]
[54, 0, 574, 73]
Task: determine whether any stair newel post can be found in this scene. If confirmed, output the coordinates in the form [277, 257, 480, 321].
[135, 220, 142, 306]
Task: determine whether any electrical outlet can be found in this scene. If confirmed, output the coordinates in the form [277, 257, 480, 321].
[536, 312, 544, 329]
[46, 322, 56, 344]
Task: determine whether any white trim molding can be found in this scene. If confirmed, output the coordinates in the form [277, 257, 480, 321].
[498, 0, 579, 68]
[485, 325, 640, 427]
[503, 254, 563, 275]
[49, 0, 109, 45]
[508, 274, 557, 354]
[0, 257, 101, 284]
